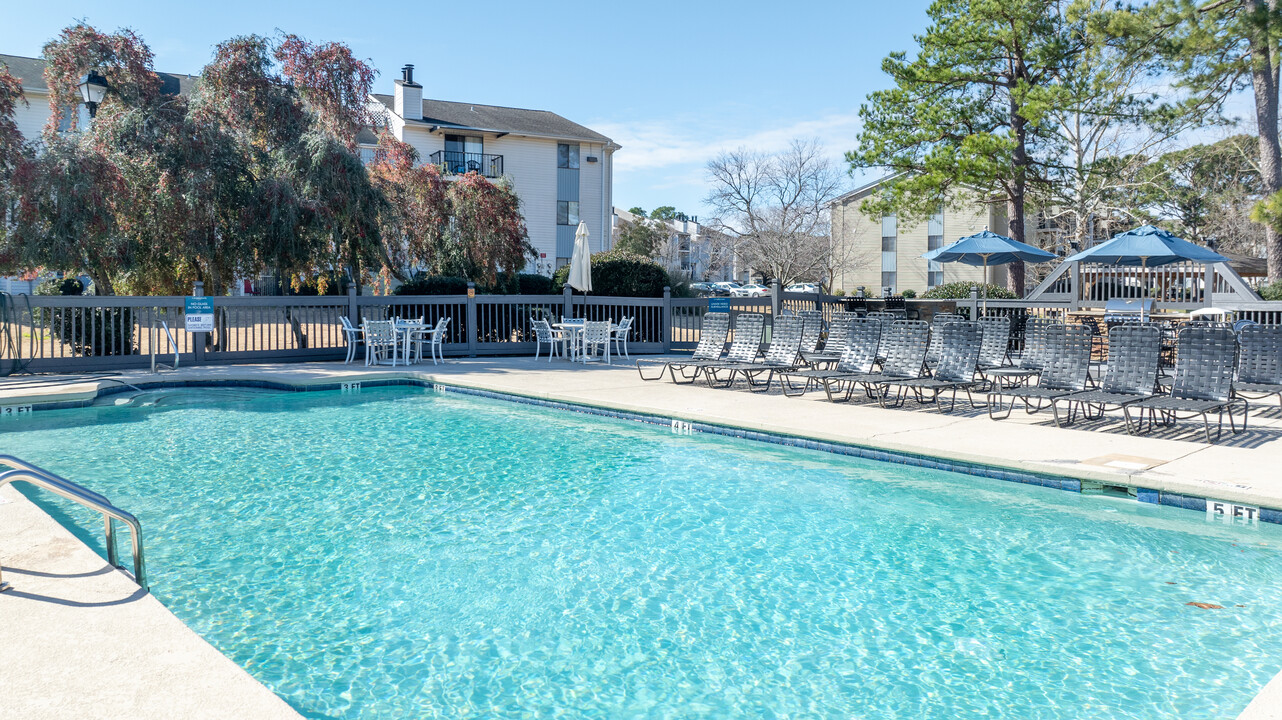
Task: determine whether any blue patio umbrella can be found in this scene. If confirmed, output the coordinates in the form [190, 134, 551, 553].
[1061, 224, 1228, 267]
[1063, 225, 1229, 321]
[922, 229, 1056, 307]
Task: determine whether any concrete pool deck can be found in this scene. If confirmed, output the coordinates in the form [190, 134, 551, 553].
[1, 355, 1280, 718]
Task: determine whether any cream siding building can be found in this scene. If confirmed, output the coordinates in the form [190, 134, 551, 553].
[829, 177, 1007, 295]
[368, 65, 617, 273]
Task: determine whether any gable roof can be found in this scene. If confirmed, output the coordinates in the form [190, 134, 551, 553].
[0, 53, 197, 97]
[370, 93, 611, 144]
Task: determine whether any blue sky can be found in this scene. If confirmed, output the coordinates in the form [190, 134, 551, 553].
[1, 0, 936, 218]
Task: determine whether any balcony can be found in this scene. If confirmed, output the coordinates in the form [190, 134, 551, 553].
[429, 151, 504, 178]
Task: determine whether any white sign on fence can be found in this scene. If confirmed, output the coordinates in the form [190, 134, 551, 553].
[185, 296, 214, 333]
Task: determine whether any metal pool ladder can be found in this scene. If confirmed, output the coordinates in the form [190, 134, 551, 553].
[0, 455, 147, 592]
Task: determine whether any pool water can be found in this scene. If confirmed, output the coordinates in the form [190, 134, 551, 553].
[3, 386, 1280, 719]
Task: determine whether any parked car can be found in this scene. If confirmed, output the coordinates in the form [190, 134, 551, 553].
[731, 283, 770, 297]
[786, 283, 820, 294]
[689, 282, 715, 296]
[710, 281, 742, 296]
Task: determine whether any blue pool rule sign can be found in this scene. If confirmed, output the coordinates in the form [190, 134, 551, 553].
[185, 296, 215, 332]
[708, 298, 731, 312]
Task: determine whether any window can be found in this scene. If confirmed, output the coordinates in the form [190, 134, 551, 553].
[557, 201, 580, 226]
[881, 272, 897, 291]
[358, 147, 377, 165]
[928, 271, 944, 287]
[927, 234, 944, 252]
[558, 143, 580, 169]
[881, 236, 896, 252]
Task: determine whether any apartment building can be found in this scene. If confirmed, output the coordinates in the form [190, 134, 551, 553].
[368, 65, 617, 273]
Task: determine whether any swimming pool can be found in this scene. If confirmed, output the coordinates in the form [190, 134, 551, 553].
[3, 385, 1280, 719]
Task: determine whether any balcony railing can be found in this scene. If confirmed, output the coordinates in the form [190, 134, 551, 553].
[429, 151, 504, 178]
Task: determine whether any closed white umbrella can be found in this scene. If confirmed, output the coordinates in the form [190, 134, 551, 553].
[568, 221, 592, 293]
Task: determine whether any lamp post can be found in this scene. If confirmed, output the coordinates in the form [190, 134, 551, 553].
[77, 70, 109, 118]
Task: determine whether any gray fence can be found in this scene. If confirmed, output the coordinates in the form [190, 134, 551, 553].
[4, 283, 1282, 374]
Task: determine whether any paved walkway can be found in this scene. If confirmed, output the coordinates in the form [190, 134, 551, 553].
[1, 355, 1279, 718]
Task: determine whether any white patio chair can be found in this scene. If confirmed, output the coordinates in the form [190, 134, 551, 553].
[611, 317, 634, 359]
[339, 316, 362, 364]
[424, 317, 450, 365]
[531, 318, 566, 361]
[362, 320, 400, 366]
[581, 320, 612, 365]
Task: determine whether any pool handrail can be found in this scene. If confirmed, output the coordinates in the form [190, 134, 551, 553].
[0, 455, 147, 591]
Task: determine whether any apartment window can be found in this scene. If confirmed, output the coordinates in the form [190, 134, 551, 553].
[558, 143, 580, 169]
[928, 271, 944, 287]
[881, 272, 897, 292]
[557, 200, 580, 226]
[358, 147, 377, 165]
[881, 236, 896, 252]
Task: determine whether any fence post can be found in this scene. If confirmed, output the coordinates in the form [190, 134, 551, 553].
[770, 278, 781, 318]
[466, 282, 478, 357]
[192, 281, 206, 365]
[663, 286, 672, 353]
[969, 286, 980, 320]
[347, 284, 359, 326]
[563, 285, 573, 320]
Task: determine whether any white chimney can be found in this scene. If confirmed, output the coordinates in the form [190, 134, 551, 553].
[394, 64, 422, 121]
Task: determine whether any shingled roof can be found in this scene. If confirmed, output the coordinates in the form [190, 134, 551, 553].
[370, 93, 611, 144]
[0, 53, 198, 98]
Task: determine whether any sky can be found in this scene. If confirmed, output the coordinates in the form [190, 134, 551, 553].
[0, 0, 937, 219]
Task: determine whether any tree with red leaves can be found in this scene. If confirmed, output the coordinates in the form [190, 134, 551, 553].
[39, 23, 161, 135]
[367, 133, 449, 277]
[446, 173, 534, 287]
[0, 62, 30, 268]
[275, 34, 376, 150]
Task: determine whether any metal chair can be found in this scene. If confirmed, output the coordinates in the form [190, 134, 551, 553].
[1234, 324, 1282, 410]
[828, 320, 930, 402]
[988, 324, 1092, 421]
[780, 318, 881, 398]
[610, 317, 634, 358]
[670, 313, 765, 384]
[798, 310, 825, 354]
[1051, 323, 1162, 432]
[877, 321, 983, 412]
[638, 312, 730, 382]
[579, 321, 613, 364]
[983, 317, 1059, 388]
[362, 320, 400, 366]
[924, 313, 965, 369]
[339, 316, 362, 364]
[703, 315, 804, 391]
[1127, 326, 1247, 442]
[531, 318, 564, 362]
[976, 315, 1011, 371]
[802, 311, 857, 367]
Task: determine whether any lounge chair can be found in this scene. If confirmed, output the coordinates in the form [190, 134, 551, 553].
[866, 311, 898, 364]
[1233, 324, 1282, 410]
[703, 316, 804, 392]
[876, 321, 983, 412]
[1051, 323, 1162, 432]
[924, 313, 965, 369]
[802, 311, 857, 367]
[983, 317, 1058, 388]
[798, 311, 825, 355]
[988, 323, 1092, 422]
[668, 314, 766, 384]
[823, 320, 930, 403]
[779, 317, 881, 398]
[1127, 326, 1248, 442]
[976, 315, 1011, 372]
[637, 312, 730, 381]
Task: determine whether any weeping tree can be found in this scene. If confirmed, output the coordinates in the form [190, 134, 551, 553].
[0, 62, 28, 262]
[445, 172, 535, 289]
[366, 133, 450, 284]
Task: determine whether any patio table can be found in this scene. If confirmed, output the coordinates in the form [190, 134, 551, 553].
[554, 320, 614, 363]
[394, 321, 431, 365]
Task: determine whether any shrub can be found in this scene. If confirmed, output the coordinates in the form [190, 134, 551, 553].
[516, 273, 554, 295]
[551, 250, 670, 298]
[1257, 280, 1282, 301]
[832, 289, 845, 297]
[34, 277, 135, 356]
[921, 281, 1016, 300]
[901, 289, 917, 298]
[393, 274, 469, 296]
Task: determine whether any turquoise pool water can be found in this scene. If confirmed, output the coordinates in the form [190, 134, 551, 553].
[3, 386, 1281, 719]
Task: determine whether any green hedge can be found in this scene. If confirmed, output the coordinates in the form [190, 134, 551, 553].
[921, 281, 1016, 300]
[393, 275, 469, 296]
[552, 250, 670, 298]
[1258, 281, 1282, 301]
